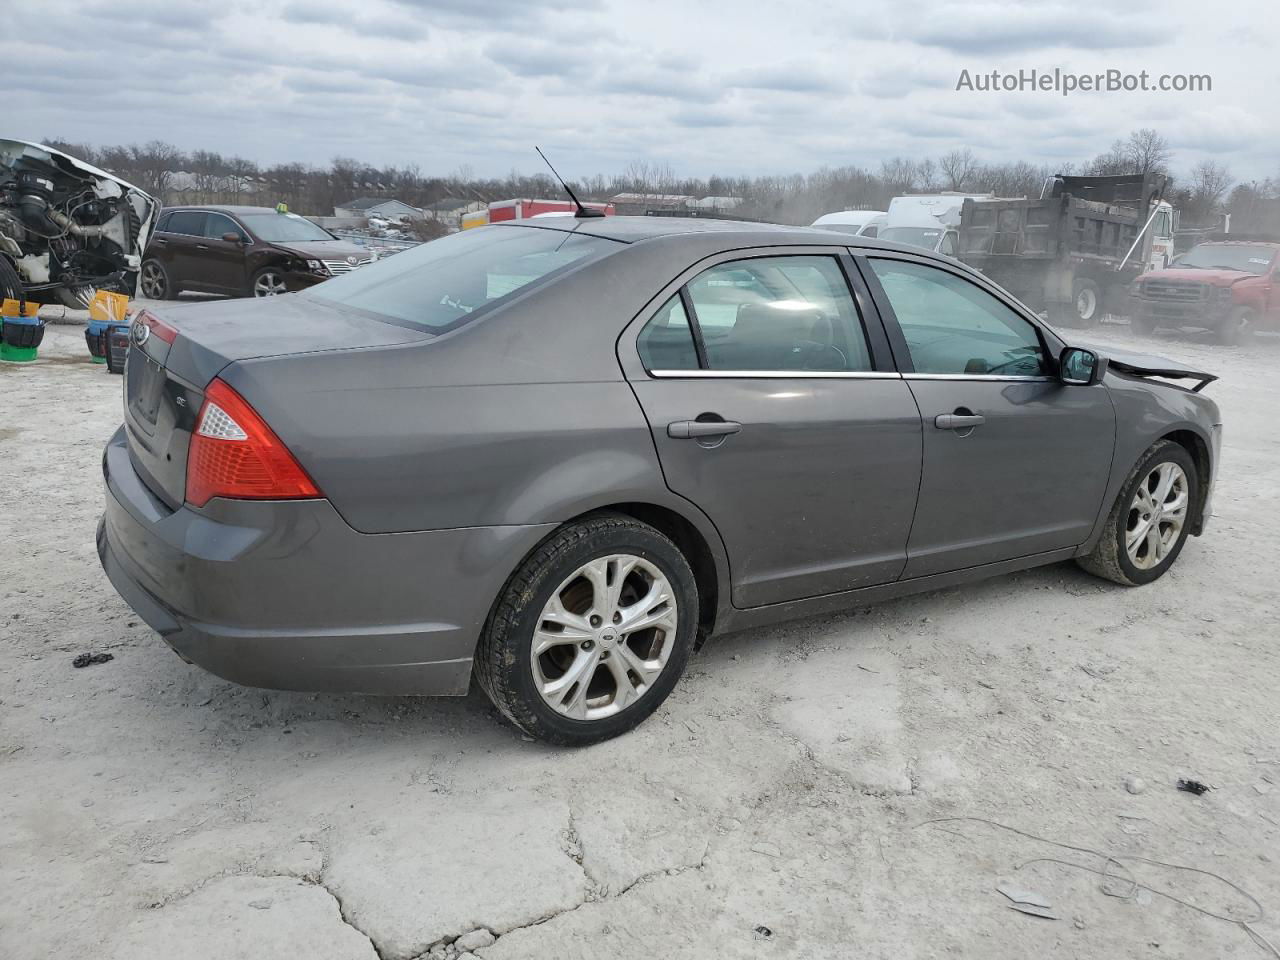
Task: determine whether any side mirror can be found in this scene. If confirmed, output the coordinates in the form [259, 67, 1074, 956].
[221, 232, 244, 244]
[1060, 346, 1107, 386]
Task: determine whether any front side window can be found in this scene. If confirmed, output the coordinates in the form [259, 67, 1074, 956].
[308, 226, 619, 332]
[867, 258, 1047, 376]
[203, 213, 245, 241]
[684, 256, 872, 372]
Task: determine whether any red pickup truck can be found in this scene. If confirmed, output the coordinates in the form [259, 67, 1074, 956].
[1130, 240, 1280, 344]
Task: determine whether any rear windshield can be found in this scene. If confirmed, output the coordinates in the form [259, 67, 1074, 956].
[307, 226, 618, 332]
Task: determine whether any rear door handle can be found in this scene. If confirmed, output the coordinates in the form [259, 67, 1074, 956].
[668, 420, 742, 439]
[934, 413, 986, 430]
[195, 244, 209, 250]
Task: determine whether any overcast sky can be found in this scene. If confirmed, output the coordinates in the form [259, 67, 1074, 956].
[11, 0, 1276, 182]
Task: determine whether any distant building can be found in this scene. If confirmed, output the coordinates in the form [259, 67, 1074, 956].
[689, 196, 743, 211]
[608, 193, 694, 215]
[334, 197, 424, 221]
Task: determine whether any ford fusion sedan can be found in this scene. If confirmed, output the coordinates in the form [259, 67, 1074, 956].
[99, 216, 1222, 745]
[139, 205, 375, 301]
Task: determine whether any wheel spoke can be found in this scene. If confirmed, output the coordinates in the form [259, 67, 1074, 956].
[1144, 524, 1164, 564]
[1127, 517, 1152, 552]
[604, 655, 640, 710]
[542, 649, 599, 702]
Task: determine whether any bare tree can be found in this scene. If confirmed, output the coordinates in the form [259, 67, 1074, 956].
[1124, 128, 1172, 176]
[939, 148, 978, 191]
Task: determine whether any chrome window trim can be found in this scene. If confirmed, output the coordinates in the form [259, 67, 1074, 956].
[903, 373, 1054, 382]
[648, 369, 902, 380]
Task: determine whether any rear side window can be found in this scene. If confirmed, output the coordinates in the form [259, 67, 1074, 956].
[685, 256, 872, 372]
[165, 211, 206, 236]
[308, 226, 618, 332]
[867, 258, 1047, 376]
[637, 296, 699, 371]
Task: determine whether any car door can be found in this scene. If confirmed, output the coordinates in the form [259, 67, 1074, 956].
[157, 210, 208, 290]
[621, 249, 923, 609]
[199, 212, 251, 294]
[859, 254, 1116, 579]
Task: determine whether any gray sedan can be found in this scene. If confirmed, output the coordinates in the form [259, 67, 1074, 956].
[99, 216, 1222, 744]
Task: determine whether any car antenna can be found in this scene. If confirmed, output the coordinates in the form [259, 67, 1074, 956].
[535, 146, 605, 218]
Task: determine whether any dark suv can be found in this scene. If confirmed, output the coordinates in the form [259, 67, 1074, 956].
[139, 205, 375, 300]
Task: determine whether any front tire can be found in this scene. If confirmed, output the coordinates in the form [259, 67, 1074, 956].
[1217, 306, 1257, 347]
[474, 513, 699, 746]
[1078, 440, 1198, 586]
[251, 266, 289, 298]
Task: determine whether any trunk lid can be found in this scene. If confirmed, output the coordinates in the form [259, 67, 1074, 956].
[123, 293, 432, 508]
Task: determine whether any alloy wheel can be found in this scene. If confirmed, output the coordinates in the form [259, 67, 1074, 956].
[1125, 462, 1189, 570]
[531, 554, 678, 721]
[140, 263, 166, 299]
[253, 271, 288, 297]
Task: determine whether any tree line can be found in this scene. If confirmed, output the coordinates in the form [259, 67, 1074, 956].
[42, 128, 1277, 232]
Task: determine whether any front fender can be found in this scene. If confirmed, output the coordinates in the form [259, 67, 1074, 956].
[1080, 373, 1220, 552]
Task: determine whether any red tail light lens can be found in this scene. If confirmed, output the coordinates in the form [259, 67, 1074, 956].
[185, 378, 320, 507]
[135, 309, 179, 345]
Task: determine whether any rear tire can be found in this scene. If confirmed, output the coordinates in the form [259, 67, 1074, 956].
[1077, 440, 1199, 586]
[1072, 278, 1101, 328]
[474, 513, 698, 746]
[139, 259, 176, 300]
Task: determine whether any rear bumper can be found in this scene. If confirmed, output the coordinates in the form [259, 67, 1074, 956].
[98, 426, 555, 695]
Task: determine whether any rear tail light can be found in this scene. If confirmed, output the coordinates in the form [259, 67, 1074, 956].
[135, 309, 179, 345]
[185, 378, 320, 507]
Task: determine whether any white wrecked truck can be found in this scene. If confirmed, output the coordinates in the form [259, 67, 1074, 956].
[0, 139, 159, 307]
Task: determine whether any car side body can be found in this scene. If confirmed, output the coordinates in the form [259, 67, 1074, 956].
[99, 217, 1222, 702]
[141, 205, 374, 299]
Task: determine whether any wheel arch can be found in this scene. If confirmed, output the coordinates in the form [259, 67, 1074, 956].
[1160, 428, 1212, 535]
[483, 498, 732, 648]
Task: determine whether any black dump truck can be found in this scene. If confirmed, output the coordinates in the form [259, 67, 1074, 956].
[957, 173, 1168, 328]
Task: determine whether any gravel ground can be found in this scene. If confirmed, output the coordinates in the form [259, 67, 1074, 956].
[2, 315, 1278, 960]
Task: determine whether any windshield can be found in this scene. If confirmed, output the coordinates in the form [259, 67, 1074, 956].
[308, 225, 618, 331]
[1177, 244, 1276, 275]
[241, 212, 337, 243]
[880, 226, 942, 251]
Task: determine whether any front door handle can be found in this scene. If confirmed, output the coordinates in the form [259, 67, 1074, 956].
[195, 243, 209, 250]
[668, 420, 742, 439]
[934, 412, 986, 430]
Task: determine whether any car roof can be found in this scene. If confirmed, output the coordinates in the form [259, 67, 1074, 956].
[495, 215, 946, 259]
[162, 205, 282, 215]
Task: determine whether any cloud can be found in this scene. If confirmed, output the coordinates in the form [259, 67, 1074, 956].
[3, 0, 1272, 182]
[724, 64, 844, 94]
[881, 2, 1173, 54]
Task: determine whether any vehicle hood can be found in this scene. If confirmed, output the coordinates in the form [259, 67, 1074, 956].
[1081, 343, 1218, 391]
[268, 239, 372, 260]
[149, 291, 432, 386]
[0, 138, 159, 264]
[1141, 267, 1255, 287]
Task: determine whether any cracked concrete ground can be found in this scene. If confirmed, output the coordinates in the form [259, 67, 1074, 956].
[2, 322, 1278, 959]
